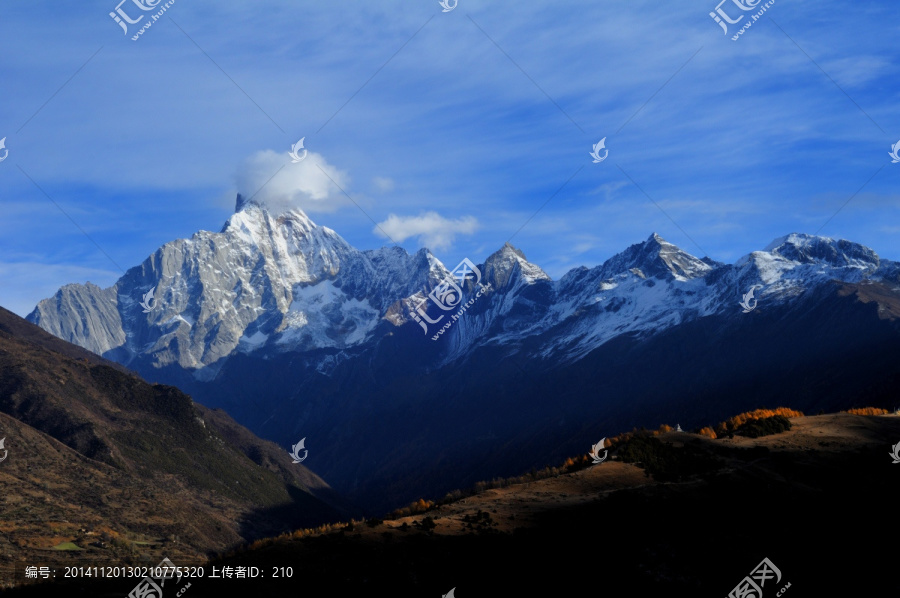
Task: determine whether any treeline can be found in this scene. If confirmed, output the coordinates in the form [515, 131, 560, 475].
[230, 406, 892, 554]
[843, 407, 890, 415]
[713, 407, 804, 437]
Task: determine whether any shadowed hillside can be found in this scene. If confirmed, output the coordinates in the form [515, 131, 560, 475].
[6, 412, 898, 595]
[0, 306, 355, 587]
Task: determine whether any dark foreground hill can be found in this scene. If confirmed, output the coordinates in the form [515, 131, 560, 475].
[5, 412, 898, 596]
[0, 307, 354, 588]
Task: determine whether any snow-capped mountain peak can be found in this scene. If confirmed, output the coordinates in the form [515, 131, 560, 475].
[28, 197, 434, 373]
[27, 206, 899, 381]
[599, 233, 712, 282]
[763, 233, 880, 270]
[482, 243, 551, 289]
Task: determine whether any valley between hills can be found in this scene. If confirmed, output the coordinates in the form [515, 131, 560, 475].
[5, 411, 898, 595]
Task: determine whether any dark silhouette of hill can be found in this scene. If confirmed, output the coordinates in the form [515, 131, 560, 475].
[169, 278, 900, 515]
[0, 306, 355, 586]
[6, 412, 898, 595]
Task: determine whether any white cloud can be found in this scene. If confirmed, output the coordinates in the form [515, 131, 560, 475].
[374, 212, 479, 251]
[235, 150, 350, 214]
[373, 176, 395, 192]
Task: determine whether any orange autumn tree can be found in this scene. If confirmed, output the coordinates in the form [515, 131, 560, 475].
[697, 427, 717, 439]
[390, 498, 436, 518]
[843, 407, 889, 416]
[714, 407, 804, 436]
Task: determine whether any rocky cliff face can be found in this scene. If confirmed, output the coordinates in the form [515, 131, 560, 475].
[28, 197, 445, 375]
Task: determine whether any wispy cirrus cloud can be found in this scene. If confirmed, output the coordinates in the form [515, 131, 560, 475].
[372, 176, 395, 193]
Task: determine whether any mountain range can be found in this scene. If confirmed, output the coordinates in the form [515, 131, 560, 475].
[27, 196, 900, 512]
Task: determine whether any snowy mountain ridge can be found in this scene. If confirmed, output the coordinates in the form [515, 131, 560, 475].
[27, 198, 899, 377]
[25, 199, 900, 511]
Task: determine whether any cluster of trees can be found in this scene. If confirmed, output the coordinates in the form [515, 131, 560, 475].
[389, 498, 435, 518]
[734, 415, 792, 438]
[843, 407, 889, 415]
[239, 498, 445, 554]
[618, 408, 806, 442]
[697, 427, 717, 439]
[419, 516, 437, 531]
[245, 522, 342, 552]
[440, 462, 580, 506]
[714, 407, 804, 437]
[608, 422, 690, 446]
[462, 510, 497, 531]
[615, 433, 719, 482]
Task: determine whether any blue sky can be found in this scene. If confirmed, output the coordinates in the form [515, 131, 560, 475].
[1, 0, 898, 316]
